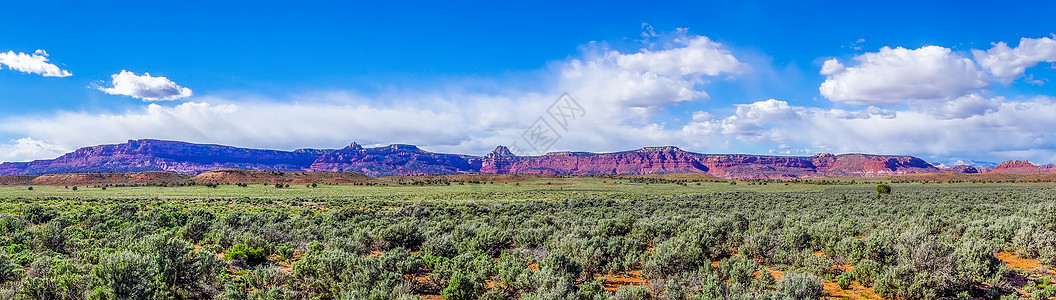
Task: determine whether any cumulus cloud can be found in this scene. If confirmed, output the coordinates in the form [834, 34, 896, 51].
[820, 46, 988, 105]
[681, 99, 797, 140]
[0, 49, 72, 77]
[0, 137, 67, 162]
[561, 58, 706, 108]
[819, 59, 845, 75]
[560, 34, 746, 110]
[614, 35, 748, 76]
[973, 36, 1056, 82]
[96, 70, 193, 101]
[791, 97, 1056, 160]
[915, 93, 1002, 119]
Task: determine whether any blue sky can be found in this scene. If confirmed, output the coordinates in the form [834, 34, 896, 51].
[1, 1, 1055, 165]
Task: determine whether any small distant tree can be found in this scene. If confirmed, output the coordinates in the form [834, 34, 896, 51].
[72, 186, 78, 191]
[876, 184, 891, 194]
[26, 187, 32, 191]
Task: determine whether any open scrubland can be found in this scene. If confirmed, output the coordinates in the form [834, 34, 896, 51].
[0, 175, 1055, 299]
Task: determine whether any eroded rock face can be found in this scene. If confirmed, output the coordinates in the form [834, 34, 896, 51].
[484, 147, 710, 175]
[192, 169, 370, 184]
[308, 144, 481, 177]
[985, 160, 1044, 174]
[811, 154, 939, 177]
[942, 165, 980, 174]
[0, 139, 946, 178]
[0, 139, 327, 175]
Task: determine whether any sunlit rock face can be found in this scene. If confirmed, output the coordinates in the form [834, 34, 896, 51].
[0, 140, 946, 179]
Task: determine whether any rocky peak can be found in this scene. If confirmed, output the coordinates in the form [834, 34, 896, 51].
[388, 144, 419, 151]
[636, 146, 684, 153]
[989, 160, 1041, 174]
[997, 160, 1036, 168]
[347, 142, 363, 151]
[488, 145, 515, 157]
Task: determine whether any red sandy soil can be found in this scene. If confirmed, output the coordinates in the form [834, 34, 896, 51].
[996, 251, 1056, 298]
[813, 250, 885, 300]
[380, 173, 553, 183]
[594, 270, 648, 292]
[884, 172, 1056, 182]
[823, 280, 884, 300]
[31, 171, 191, 185]
[0, 175, 35, 186]
[997, 252, 1055, 274]
[610, 173, 729, 181]
[192, 169, 371, 184]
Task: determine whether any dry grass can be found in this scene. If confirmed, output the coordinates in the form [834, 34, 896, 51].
[594, 270, 648, 292]
[822, 280, 884, 300]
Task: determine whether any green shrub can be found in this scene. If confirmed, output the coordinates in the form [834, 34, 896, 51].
[877, 184, 892, 194]
[0, 253, 20, 283]
[852, 258, 881, 287]
[91, 251, 157, 300]
[21, 204, 57, 224]
[225, 244, 267, 264]
[777, 273, 824, 299]
[610, 285, 651, 300]
[837, 272, 852, 290]
[441, 271, 478, 300]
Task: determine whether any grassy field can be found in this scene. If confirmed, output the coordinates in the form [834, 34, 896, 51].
[2, 176, 1047, 201]
[1, 177, 1056, 299]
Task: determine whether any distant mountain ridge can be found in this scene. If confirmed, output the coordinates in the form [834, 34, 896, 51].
[0, 139, 1050, 178]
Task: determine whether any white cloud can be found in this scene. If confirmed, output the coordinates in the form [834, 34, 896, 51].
[96, 70, 193, 101]
[0, 137, 67, 162]
[561, 58, 706, 108]
[1025, 74, 1046, 86]
[820, 46, 988, 105]
[0, 49, 72, 77]
[819, 59, 845, 75]
[614, 36, 748, 76]
[670, 96, 1056, 162]
[850, 38, 866, 51]
[915, 93, 1001, 119]
[792, 97, 1056, 160]
[814, 106, 896, 120]
[558, 33, 747, 124]
[973, 36, 1056, 82]
[681, 99, 797, 139]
